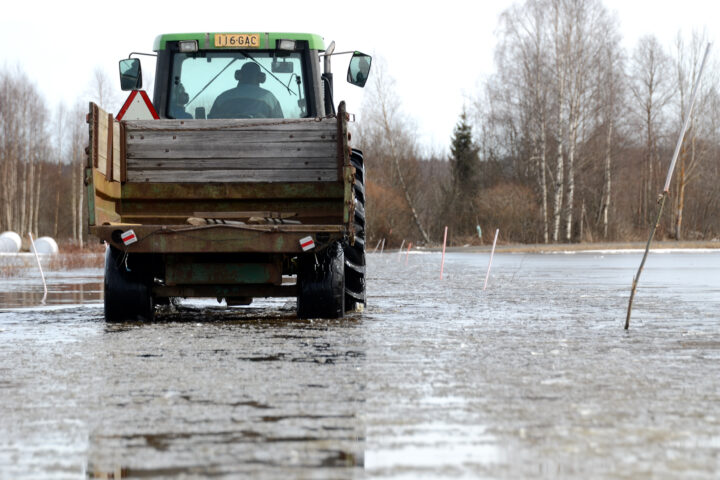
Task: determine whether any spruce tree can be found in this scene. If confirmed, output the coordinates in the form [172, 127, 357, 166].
[450, 111, 479, 196]
[448, 111, 480, 235]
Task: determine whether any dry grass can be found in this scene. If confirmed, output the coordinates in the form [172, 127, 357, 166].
[47, 252, 104, 270]
[0, 253, 37, 278]
[56, 241, 105, 254]
[0, 241, 105, 277]
[48, 241, 105, 270]
[0, 261, 26, 278]
[433, 240, 720, 254]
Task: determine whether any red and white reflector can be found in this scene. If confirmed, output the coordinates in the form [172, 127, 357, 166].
[116, 90, 159, 121]
[121, 229, 138, 246]
[299, 236, 315, 251]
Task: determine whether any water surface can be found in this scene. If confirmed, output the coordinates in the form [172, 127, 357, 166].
[1, 250, 719, 478]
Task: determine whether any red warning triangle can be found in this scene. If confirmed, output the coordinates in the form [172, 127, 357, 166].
[116, 90, 159, 121]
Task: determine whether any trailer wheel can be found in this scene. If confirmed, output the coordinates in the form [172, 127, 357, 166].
[344, 149, 367, 311]
[104, 245, 154, 322]
[297, 242, 345, 319]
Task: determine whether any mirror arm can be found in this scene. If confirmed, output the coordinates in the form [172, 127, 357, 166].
[128, 52, 158, 59]
[318, 50, 356, 58]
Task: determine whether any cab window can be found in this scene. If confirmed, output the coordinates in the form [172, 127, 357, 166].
[167, 51, 308, 120]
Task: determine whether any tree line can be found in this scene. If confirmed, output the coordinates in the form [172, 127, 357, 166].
[358, 0, 720, 247]
[0, 67, 118, 246]
[3, 2, 719, 249]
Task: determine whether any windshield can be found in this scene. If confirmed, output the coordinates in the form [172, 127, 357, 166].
[167, 51, 308, 120]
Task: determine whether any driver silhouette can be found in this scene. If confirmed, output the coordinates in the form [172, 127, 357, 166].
[209, 62, 283, 119]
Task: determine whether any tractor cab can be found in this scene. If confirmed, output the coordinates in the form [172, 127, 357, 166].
[118, 32, 371, 120]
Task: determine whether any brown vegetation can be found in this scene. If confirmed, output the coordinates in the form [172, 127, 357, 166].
[357, 1, 720, 248]
[2, 6, 720, 251]
[0, 242, 104, 278]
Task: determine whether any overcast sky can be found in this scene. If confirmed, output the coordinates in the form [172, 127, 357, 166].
[1, 0, 718, 154]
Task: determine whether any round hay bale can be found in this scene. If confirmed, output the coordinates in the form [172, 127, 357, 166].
[34, 237, 59, 255]
[0, 231, 21, 253]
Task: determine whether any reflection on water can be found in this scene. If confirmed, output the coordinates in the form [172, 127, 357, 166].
[0, 281, 103, 308]
[0, 266, 102, 309]
[83, 301, 366, 479]
[1, 251, 720, 479]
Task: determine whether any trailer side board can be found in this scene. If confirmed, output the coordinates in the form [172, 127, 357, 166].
[123, 119, 342, 183]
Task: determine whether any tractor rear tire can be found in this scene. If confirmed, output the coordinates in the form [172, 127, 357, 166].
[344, 149, 367, 311]
[297, 242, 345, 319]
[104, 246, 154, 322]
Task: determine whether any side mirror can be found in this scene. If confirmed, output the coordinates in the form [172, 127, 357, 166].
[347, 52, 372, 88]
[119, 59, 142, 91]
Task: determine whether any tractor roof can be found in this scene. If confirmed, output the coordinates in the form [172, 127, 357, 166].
[153, 32, 325, 51]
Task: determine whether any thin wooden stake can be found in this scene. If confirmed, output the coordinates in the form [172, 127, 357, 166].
[379, 238, 385, 254]
[373, 239, 382, 253]
[626, 194, 666, 329]
[484, 229, 499, 291]
[440, 226, 448, 279]
[626, 42, 711, 329]
[405, 242, 412, 266]
[28, 233, 48, 305]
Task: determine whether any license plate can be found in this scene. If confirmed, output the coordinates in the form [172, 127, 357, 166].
[214, 34, 261, 48]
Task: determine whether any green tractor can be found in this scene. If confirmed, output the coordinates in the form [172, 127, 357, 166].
[86, 32, 371, 320]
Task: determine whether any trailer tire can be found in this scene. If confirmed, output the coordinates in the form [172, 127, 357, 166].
[104, 246, 154, 322]
[297, 242, 345, 319]
[344, 149, 367, 311]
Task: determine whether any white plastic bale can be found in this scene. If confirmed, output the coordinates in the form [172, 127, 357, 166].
[0, 231, 22, 253]
[33, 237, 59, 255]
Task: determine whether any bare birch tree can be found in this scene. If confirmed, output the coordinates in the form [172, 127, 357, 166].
[628, 36, 673, 225]
[0, 66, 49, 236]
[358, 58, 431, 244]
[70, 103, 86, 246]
[595, 44, 625, 239]
[494, 0, 552, 242]
[672, 30, 716, 240]
[52, 103, 67, 237]
[87, 66, 120, 113]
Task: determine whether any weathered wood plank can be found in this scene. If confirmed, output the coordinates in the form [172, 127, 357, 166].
[107, 113, 114, 181]
[127, 157, 338, 170]
[112, 121, 121, 182]
[119, 199, 342, 215]
[125, 129, 337, 145]
[123, 118, 339, 131]
[90, 103, 99, 168]
[127, 142, 338, 159]
[97, 110, 108, 176]
[192, 211, 297, 219]
[120, 182, 344, 200]
[120, 122, 127, 182]
[127, 169, 339, 183]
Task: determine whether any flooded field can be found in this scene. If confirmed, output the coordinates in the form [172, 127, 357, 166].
[1, 250, 719, 479]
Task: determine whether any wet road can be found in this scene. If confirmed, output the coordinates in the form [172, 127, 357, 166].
[1, 250, 720, 478]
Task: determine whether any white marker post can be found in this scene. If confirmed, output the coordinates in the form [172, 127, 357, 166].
[373, 239, 382, 253]
[397, 239, 405, 261]
[405, 242, 412, 266]
[440, 226, 448, 280]
[380, 238, 385, 254]
[483, 229, 499, 291]
[28, 233, 48, 304]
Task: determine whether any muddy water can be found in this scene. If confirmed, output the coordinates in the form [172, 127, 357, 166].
[1, 251, 719, 479]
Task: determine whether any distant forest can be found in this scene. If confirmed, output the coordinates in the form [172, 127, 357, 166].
[358, 0, 720, 247]
[2, 0, 720, 247]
